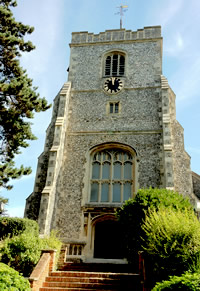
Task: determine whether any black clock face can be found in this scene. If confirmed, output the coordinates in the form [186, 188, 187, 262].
[104, 77, 123, 94]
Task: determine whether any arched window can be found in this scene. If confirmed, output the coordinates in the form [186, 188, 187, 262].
[104, 53, 125, 77]
[90, 148, 134, 203]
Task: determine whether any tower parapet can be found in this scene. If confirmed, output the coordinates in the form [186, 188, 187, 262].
[71, 26, 161, 45]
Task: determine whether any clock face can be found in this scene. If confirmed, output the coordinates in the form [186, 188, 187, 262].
[104, 77, 123, 94]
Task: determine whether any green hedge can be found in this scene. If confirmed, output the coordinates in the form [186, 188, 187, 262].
[0, 230, 62, 277]
[116, 188, 193, 264]
[152, 272, 200, 290]
[0, 217, 39, 239]
[0, 232, 43, 277]
[0, 262, 31, 290]
[142, 208, 200, 284]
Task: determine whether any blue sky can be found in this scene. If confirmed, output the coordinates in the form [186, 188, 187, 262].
[2, 0, 200, 217]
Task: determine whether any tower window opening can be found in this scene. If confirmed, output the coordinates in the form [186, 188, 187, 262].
[109, 102, 119, 114]
[104, 53, 125, 76]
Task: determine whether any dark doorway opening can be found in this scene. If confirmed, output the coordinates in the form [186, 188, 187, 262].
[94, 220, 123, 259]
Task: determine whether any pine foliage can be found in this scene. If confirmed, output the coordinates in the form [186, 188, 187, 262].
[0, 0, 50, 189]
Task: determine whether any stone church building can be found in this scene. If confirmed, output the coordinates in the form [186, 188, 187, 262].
[25, 26, 200, 263]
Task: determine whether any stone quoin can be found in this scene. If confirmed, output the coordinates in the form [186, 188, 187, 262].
[25, 26, 200, 263]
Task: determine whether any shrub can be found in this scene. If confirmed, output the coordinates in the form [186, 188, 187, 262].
[41, 230, 62, 267]
[152, 272, 200, 290]
[0, 262, 31, 290]
[116, 188, 193, 264]
[134, 188, 192, 212]
[0, 217, 39, 240]
[0, 230, 62, 277]
[142, 208, 200, 284]
[0, 232, 43, 276]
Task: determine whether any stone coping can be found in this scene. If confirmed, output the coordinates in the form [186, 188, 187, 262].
[71, 26, 162, 45]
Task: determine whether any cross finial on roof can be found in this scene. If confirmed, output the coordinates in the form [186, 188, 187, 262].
[116, 4, 128, 29]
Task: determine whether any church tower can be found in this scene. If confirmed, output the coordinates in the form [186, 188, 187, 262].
[25, 26, 194, 262]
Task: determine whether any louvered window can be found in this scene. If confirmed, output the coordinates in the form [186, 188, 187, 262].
[105, 54, 125, 76]
[90, 148, 134, 203]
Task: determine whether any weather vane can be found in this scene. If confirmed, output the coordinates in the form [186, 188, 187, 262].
[116, 4, 128, 29]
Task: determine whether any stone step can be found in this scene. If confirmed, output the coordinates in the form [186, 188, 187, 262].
[40, 261, 142, 291]
[59, 263, 137, 273]
[40, 288, 103, 291]
[46, 276, 125, 283]
[40, 288, 124, 291]
[40, 271, 141, 290]
[50, 271, 138, 278]
[42, 281, 132, 289]
[40, 286, 136, 291]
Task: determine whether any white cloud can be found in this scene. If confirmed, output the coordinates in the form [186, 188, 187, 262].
[156, 0, 183, 28]
[6, 206, 25, 218]
[164, 32, 184, 56]
[176, 34, 184, 49]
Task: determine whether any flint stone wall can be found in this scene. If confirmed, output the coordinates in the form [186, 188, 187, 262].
[25, 27, 196, 240]
[25, 94, 60, 220]
[68, 41, 162, 90]
[192, 172, 200, 199]
[171, 120, 193, 197]
[51, 132, 163, 239]
[50, 29, 163, 239]
[68, 89, 162, 133]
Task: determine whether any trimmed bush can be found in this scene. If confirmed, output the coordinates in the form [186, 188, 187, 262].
[142, 208, 200, 284]
[152, 272, 200, 290]
[116, 188, 193, 264]
[0, 217, 39, 239]
[0, 232, 43, 276]
[0, 262, 31, 290]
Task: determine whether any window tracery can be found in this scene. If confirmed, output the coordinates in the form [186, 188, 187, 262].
[90, 148, 134, 203]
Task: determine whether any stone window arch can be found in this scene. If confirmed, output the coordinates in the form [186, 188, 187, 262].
[104, 52, 125, 77]
[89, 145, 136, 203]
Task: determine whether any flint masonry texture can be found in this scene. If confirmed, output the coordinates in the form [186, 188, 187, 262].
[25, 27, 199, 258]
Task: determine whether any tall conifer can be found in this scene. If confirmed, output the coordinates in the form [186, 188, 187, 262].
[0, 0, 50, 189]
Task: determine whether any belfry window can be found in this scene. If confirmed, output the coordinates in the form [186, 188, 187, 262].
[90, 148, 134, 203]
[105, 53, 125, 76]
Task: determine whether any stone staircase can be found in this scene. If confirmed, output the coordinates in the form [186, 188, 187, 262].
[39, 263, 142, 290]
[29, 250, 144, 290]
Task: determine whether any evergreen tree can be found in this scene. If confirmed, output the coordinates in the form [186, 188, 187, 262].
[0, 0, 50, 189]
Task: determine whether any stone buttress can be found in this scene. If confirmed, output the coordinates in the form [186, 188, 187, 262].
[25, 26, 198, 263]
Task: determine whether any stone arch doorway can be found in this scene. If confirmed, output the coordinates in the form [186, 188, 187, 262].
[93, 219, 123, 259]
